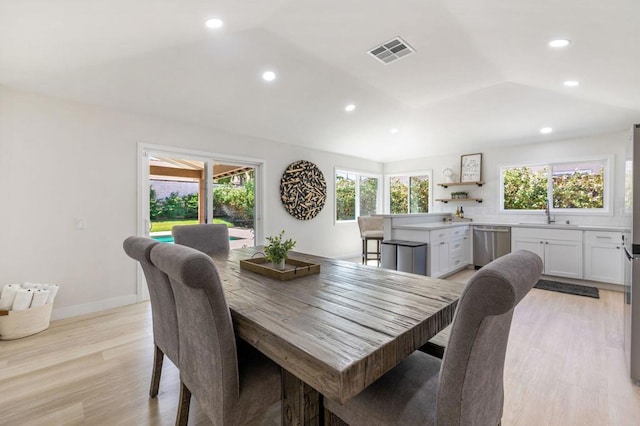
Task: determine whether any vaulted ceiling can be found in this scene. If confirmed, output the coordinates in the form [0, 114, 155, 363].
[1, 0, 638, 162]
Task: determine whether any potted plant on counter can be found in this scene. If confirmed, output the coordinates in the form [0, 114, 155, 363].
[264, 230, 296, 270]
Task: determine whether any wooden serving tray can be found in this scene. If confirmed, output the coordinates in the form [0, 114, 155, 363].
[239, 257, 320, 281]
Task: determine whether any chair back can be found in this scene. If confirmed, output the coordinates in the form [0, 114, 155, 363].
[172, 223, 230, 254]
[436, 250, 542, 425]
[357, 216, 383, 238]
[123, 236, 179, 363]
[150, 242, 239, 425]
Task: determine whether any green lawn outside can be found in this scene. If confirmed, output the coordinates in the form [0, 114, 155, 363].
[151, 218, 234, 232]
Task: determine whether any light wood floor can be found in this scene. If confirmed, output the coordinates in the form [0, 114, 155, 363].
[1, 268, 639, 425]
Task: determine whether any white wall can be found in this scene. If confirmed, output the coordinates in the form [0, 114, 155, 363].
[384, 131, 629, 227]
[0, 86, 381, 318]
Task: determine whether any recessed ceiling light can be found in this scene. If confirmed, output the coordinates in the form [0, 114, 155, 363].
[563, 80, 580, 87]
[262, 71, 276, 82]
[345, 104, 356, 112]
[549, 39, 571, 48]
[205, 18, 224, 29]
[390, 128, 399, 134]
[540, 127, 553, 134]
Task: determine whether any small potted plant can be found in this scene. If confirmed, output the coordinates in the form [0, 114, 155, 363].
[264, 230, 296, 270]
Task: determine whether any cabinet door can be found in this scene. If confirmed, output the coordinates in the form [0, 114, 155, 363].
[429, 241, 449, 277]
[544, 240, 583, 279]
[438, 242, 450, 275]
[512, 237, 545, 263]
[461, 235, 472, 265]
[584, 243, 623, 284]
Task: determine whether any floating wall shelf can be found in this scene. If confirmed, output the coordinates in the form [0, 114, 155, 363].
[436, 198, 483, 203]
[437, 181, 484, 188]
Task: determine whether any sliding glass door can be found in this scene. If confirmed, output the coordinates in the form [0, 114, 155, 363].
[137, 144, 263, 299]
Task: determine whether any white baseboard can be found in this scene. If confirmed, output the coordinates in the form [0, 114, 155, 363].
[334, 252, 361, 261]
[51, 294, 138, 320]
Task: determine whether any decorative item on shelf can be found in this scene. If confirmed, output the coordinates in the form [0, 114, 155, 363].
[460, 153, 482, 183]
[451, 191, 469, 200]
[280, 160, 327, 220]
[442, 167, 456, 183]
[264, 230, 296, 271]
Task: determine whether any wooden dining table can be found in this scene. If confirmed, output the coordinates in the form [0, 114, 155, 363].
[210, 248, 465, 426]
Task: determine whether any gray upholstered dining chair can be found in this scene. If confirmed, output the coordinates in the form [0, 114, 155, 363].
[172, 223, 230, 254]
[150, 242, 281, 426]
[122, 237, 181, 402]
[357, 216, 384, 265]
[324, 250, 543, 426]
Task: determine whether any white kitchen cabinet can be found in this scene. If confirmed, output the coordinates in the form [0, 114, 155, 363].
[428, 228, 449, 277]
[430, 240, 450, 277]
[449, 226, 471, 271]
[512, 227, 583, 279]
[511, 237, 545, 260]
[544, 240, 583, 278]
[426, 225, 471, 278]
[584, 231, 623, 284]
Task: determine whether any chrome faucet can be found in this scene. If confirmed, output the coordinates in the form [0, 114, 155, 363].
[545, 200, 555, 224]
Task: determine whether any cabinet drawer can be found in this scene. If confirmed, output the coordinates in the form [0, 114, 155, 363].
[450, 238, 465, 255]
[450, 254, 464, 269]
[512, 227, 582, 242]
[450, 226, 469, 239]
[430, 229, 450, 244]
[584, 231, 622, 244]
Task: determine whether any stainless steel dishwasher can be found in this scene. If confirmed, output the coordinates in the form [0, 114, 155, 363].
[473, 226, 511, 268]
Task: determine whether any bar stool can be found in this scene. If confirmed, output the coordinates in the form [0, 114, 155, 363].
[357, 216, 384, 266]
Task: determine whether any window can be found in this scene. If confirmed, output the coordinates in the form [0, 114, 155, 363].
[501, 158, 609, 212]
[388, 172, 431, 214]
[359, 175, 379, 216]
[335, 170, 381, 221]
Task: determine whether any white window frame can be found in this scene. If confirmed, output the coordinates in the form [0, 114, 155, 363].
[384, 170, 433, 214]
[334, 168, 382, 223]
[499, 155, 613, 215]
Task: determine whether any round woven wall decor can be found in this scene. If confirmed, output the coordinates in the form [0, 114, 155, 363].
[280, 160, 327, 220]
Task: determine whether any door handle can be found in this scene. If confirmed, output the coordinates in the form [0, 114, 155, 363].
[624, 246, 634, 261]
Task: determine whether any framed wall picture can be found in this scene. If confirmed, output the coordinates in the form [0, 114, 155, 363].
[460, 153, 482, 183]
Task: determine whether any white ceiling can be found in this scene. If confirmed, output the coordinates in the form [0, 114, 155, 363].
[1, 0, 638, 162]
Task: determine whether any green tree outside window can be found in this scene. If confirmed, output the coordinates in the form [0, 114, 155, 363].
[335, 171, 380, 221]
[359, 176, 378, 216]
[503, 160, 606, 210]
[502, 166, 548, 210]
[410, 175, 429, 213]
[390, 176, 409, 214]
[336, 173, 356, 220]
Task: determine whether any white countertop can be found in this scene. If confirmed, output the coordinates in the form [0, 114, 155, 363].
[393, 221, 629, 232]
[393, 222, 472, 231]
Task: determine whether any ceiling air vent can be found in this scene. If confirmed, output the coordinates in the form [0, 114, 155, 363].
[368, 37, 415, 64]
